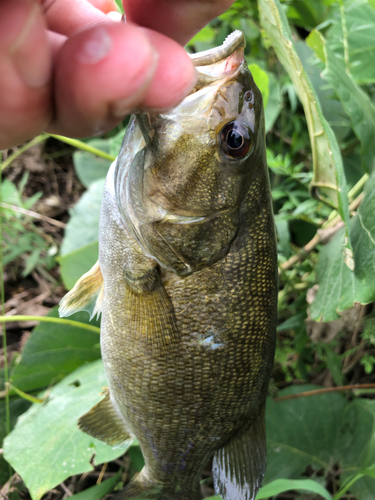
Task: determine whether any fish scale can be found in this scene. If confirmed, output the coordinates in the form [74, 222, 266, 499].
[60, 30, 277, 500]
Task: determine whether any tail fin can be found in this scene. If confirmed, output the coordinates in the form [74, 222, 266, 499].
[112, 471, 201, 500]
[59, 261, 103, 319]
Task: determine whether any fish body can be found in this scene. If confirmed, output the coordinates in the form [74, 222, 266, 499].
[60, 31, 277, 500]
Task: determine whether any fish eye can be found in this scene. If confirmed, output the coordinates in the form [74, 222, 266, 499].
[220, 121, 253, 159]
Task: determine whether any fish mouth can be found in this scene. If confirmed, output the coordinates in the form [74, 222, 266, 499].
[160, 213, 205, 225]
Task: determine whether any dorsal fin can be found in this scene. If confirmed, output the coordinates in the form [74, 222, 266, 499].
[59, 261, 103, 320]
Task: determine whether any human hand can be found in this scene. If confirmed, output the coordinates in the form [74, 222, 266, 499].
[0, 0, 234, 149]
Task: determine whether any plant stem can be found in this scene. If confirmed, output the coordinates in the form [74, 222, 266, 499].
[339, 0, 350, 74]
[333, 473, 364, 500]
[1, 134, 47, 172]
[47, 134, 116, 161]
[274, 383, 375, 402]
[1, 150, 12, 476]
[0, 202, 66, 228]
[1, 383, 47, 404]
[0, 315, 100, 334]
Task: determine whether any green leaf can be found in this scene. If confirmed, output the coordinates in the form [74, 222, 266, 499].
[248, 63, 269, 108]
[265, 385, 348, 483]
[324, 0, 375, 85]
[311, 169, 375, 321]
[59, 176, 103, 289]
[58, 241, 98, 290]
[338, 399, 375, 499]
[265, 71, 282, 132]
[60, 179, 104, 256]
[3, 360, 132, 500]
[264, 386, 375, 497]
[0, 398, 31, 484]
[322, 39, 375, 172]
[68, 470, 121, 500]
[73, 139, 112, 188]
[10, 307, 100, 393]
[258, 0, 352, 253]
[256, 478, 332, 500]
[296, 40, 350, 143]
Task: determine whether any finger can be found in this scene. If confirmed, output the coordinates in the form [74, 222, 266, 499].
[42, 0, 118, 35]
[140, 28, 197, 111]
[50, 22, 196, 138]
[123, 0, 235, 45]
[0, 0, 52, 149]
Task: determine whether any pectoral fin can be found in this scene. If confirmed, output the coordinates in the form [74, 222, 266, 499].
[213, 407, 267, 500]
[59, 261, 103, 319]
[124, 267, 178, 350]
[78, 387, 132, 447]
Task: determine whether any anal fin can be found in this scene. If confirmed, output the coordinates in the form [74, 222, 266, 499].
[213, 406, 267, 500]
[78, 387, 132, 447]
[59, 261, 103, 319]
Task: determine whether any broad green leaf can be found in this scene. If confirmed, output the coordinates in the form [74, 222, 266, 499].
[68, 470, 121, 500]
[60, 178, 104, 256]
[248, 63, 269, 108]
[58, 241, 98, 290]
[265, 385, 348, 482]
[324, 0, 375, 84]
[3, 360, 132, 500]
[73, 138, 112, 188]
[10, 308, 100, 393]
[255, 478, 332, 500]
[264, 385, 375, 495]
[258, 0, 352, 254]
[59, 177, 103, 289]
[265, 71, 282, 132]
[339, 399, 375, 499]
[295, 41, 350, 143]
[286, 0, 335, 30]
[311, 169, 375, 321]
[0, 398, 31, 484]
[322, 38, 375, 172]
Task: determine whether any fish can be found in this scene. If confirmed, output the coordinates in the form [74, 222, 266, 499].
[60, 30, 278, 500]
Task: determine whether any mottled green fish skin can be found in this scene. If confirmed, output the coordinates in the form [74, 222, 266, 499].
[98, 33, 277, 500]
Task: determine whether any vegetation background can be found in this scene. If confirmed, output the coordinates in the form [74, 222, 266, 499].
[1, 0, 375, 498]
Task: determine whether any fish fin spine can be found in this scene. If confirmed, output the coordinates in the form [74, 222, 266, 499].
[59, 261, 103, 319]
[213, 406, 267, 500]
[124, 268, 178, 351]
[78, 387, 132, 447]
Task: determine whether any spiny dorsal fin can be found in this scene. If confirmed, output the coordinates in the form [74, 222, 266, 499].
[213, 406, 267, 500]
[78, 387, 132, 447]
[59, 261, 103, 319]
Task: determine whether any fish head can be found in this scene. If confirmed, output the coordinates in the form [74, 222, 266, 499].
[115, 31, 267, 276]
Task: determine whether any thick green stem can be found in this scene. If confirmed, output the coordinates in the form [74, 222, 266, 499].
[0, 315, 100, 334]
[47, 134, 116, 161]
[1, 150, 12, 475]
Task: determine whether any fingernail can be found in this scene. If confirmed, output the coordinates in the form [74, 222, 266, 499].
[11, 3, 51, 88]
[107, 11, 123, 22]
[111, 48, 159, 118]
[76, 27, 113, 65]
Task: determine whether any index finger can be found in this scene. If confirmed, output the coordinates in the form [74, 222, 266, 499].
[42, 0, 118, 35]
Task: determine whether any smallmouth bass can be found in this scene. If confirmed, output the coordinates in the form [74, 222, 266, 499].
[60, 30, 277, 500]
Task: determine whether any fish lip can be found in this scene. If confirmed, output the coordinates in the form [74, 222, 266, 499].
[158, 207, 232, 225]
